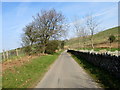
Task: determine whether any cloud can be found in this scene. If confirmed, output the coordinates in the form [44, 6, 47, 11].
[93, 5, 117, 17]
[70, 4, 117, 25]
[68, 4, 118, 38]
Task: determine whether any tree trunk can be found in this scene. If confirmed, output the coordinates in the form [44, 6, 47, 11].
[42, 44, 46, 54]
[91, 36, 94, 50]
[83, 36, 85, 49]
[79, 37, 80, 49]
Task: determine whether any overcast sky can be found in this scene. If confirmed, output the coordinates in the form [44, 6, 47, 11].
[1, 2, 118, 52]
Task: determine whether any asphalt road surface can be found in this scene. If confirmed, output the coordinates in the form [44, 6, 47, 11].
[35, 51, 100, 88]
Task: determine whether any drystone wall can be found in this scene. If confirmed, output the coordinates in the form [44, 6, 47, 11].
[67, 50, 120, 79]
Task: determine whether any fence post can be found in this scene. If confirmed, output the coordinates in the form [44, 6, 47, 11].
[16, 49, 18, 56]
[6, 51, 9, 59]
[2, 50, 5, 60]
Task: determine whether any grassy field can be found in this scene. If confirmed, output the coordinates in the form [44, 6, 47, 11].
[2, 51, 62, 88]
[77, 47, 120, 51]
[70, 53, 120, 88]
[66, 26, 119, 49]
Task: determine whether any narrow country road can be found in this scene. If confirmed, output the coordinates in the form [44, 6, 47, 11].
[35, 51, 100, 88]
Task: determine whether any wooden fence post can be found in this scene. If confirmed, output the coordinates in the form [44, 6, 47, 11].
[2, 50, 5, 60]
[16, 49, 18, 56]
[6, 51, 9, 59]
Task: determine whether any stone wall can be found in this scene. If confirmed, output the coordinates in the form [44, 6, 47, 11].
[67, 50, 120, 79]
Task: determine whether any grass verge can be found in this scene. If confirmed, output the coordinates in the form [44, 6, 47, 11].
[2, 51, 62, 88]
[69, 53, 120, 88]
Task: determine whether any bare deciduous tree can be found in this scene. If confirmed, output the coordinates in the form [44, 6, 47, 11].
[85, 14, 99, 49]
[33, 9, 66, 53]
[22, 9, 66, 54]
[73, 17, 87, 48]
[21, 23, 37, 54]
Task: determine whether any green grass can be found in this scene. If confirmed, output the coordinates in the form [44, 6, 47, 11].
[2, 51, 62, 88]
[3, 53, 25, 62]
[70, 53, 120, 88]
[66, 26, 119, 48]
[78, 48, 120, 51]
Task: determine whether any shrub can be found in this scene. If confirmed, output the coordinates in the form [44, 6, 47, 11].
[45, 40, 59, 54]
[60, 41, 65, 49]
[23, 46, 32, 55]
[108, 35, 116, 43]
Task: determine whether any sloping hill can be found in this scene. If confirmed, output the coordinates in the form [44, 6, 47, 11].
[66, 26, 119, 49]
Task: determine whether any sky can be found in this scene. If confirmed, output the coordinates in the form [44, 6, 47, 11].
[1, 0, 120, 2]
[1, 2, 118, 52]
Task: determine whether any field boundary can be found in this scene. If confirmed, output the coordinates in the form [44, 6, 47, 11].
[67, 50, 120, 79]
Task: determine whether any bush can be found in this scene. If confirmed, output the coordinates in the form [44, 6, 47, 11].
[23, 46, 32, 55]
[60, 41, 65, 49]
[108, 35, 116, 43]
[45, 40, 59, 54]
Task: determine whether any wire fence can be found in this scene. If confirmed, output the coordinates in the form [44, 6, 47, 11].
[1, 48, 25, 62]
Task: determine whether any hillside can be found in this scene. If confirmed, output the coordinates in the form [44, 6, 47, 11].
[65, 26, 119, 49]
